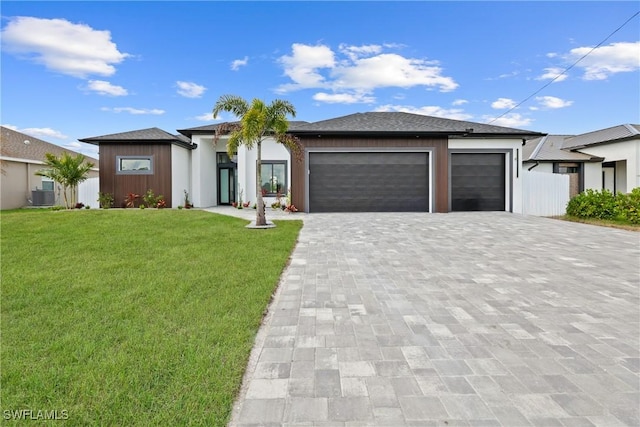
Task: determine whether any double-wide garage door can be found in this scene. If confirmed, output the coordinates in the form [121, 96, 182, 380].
[308, 152, 506, 212]
[309, 152, 429, 212]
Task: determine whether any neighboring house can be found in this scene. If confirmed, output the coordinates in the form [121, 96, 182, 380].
[523, 135, 603, 198]
[80, 128, 196, 208]
[562, 124, 640, 194]
[0, 126, 99, 210]
[523, 124, 640, 196]
[83, 112, 544, 212]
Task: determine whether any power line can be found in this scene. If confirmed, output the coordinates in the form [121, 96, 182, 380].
[488, 10, 640, 125]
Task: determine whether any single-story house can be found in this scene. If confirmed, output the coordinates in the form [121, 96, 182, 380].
[523, 124, 640, 196]
[81, 112, 546, 212]
[1, 126, 99, 210]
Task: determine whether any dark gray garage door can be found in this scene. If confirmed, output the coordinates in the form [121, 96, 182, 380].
[451, 153, 505, 211]
[309, 152, 429, 212]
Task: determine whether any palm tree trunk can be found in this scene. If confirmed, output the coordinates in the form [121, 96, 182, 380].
[256, 141, 267, 226]
[60, 185, 67, 209]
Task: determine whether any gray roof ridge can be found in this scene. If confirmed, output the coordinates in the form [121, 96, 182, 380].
[622, 123, 640, 136]
[530, 135, 548, 159]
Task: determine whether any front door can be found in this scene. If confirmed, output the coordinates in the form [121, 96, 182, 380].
[218, 167, 236, 205]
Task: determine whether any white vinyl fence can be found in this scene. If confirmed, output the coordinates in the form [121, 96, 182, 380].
[78, 177, 100, 209]
[522, 171, 570, 217]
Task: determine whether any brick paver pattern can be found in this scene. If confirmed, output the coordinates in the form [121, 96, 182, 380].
[221, 211, 639, 426]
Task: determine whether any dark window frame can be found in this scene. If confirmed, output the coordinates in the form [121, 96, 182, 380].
[260, 160, 287, 196]
[116, 155, 154, 175]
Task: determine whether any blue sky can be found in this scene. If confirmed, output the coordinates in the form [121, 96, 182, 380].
[1, 1, 639, 158]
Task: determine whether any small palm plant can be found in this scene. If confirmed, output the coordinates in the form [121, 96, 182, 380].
[36, 153, 94, 209]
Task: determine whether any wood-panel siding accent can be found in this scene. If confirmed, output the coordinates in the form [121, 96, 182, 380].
[99, 144, 172, 207]
[291, 136, 449, 213]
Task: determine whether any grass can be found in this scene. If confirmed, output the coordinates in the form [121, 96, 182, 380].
[554, 215, 640, 231]
[1, 209, 302, 426]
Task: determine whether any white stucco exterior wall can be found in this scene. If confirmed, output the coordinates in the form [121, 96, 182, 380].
[171, 145, 191, 208]
[523, 162, 553, 173]
[189, 135, 218, 207]
[448, 138, 524, 213]
[577, 139, 640, 192]
[583, 162, 602, 190]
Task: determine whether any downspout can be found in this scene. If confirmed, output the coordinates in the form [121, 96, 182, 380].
[527, 161, 540, 171]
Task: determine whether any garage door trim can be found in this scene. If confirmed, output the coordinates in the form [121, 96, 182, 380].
[305, 148, 435, 213]
[448, 149, 513, 212]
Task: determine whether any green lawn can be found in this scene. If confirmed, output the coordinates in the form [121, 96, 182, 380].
[1, 209, 302, 426]
[555, 215, 640, 231]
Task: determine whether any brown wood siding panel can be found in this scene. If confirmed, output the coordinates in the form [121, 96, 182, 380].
[98, 144, 172, 207]
[291, 137, 449, 213]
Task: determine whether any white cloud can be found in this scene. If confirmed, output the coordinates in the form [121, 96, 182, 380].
[452, 99, 468, 106]
[312, 92, 375, 104]
[278, 43, 336, 91]
[482, 113, 532, 128]
[536, 96, 573, 109]
[176, 81, 206, 98]
[2, 125, 68, 140]
[194, 112, 225, 122]
[375, 104, 473, 121]
[1, 16, 129, 78]
[86, 80, 128, 96]
[231, 56, 249, 70]
[567, 41, 640, 80]
[64, 141, 82, 149]
[101, 107, 165, 115]
[491, 98, 517, 109]
[338, 43, 383, 61]
[276, 43, 458, 102]
[536, 67, 568, 82]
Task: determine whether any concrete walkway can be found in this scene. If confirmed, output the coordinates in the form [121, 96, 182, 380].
[213, 209, 640, 426]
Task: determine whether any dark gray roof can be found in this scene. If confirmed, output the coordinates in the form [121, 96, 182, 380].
[1, 126, 98, 165]
[79, 127, 196, 149]
[523, 135, 601, 162]
[562, 124, 640, 150]
[289, 112, 544, 137]
[177, 121, 310, 137]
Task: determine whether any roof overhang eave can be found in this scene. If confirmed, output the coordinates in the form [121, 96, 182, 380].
[77, 139, 197, 150]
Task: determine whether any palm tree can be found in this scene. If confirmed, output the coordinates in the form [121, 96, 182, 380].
[36, 152, 94, 209]
[212, 95, 300, 226]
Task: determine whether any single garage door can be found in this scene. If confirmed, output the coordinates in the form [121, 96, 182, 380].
[309, 152, 429, 212]
[451, 153, 506, 211]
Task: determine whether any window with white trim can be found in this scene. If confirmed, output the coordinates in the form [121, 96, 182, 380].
[41, 176, 54, 191]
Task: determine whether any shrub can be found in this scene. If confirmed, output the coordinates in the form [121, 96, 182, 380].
[566, 188, 640, 223]
[124, 193, 139, 208]
[98, 192, 114, 209]
[614, 188, 640, 224]
[566, 189, 616, 219]
[143, 189, 165, 208]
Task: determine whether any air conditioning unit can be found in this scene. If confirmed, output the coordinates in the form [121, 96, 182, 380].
[32, 190, 55, 206]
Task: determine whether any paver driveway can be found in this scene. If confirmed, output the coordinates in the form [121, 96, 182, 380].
[227, 212, 639, 426]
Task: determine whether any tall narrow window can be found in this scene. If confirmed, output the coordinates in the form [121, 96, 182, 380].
[260, 161, 287, 196]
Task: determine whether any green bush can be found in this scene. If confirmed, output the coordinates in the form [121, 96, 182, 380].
[566, 189, 616, 219]
[614, 187, 640, 224]
[566, 188, 640, 224]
